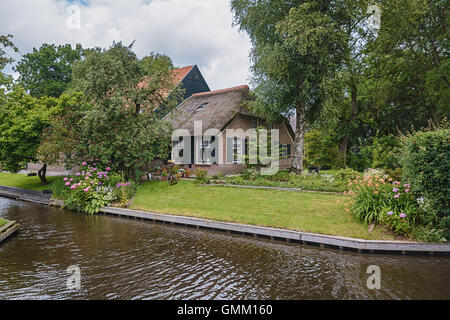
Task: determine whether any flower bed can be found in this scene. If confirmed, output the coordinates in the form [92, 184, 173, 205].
[349, 171, 446, 242]
[55, 161, 135, 214]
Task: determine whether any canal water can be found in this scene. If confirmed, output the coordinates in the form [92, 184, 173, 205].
[0, 197, 449, 300]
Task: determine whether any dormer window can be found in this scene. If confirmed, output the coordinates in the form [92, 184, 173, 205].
[196, 103, 208, 111]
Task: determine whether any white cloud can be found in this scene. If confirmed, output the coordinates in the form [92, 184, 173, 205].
[0, 0, 252, 90]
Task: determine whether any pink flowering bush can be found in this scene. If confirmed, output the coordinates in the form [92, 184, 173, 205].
[58, 160, 135, 214]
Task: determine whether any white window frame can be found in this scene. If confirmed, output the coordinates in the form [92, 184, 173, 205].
[233, 137, 244, 164]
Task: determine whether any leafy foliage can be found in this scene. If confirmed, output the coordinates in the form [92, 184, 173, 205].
[401, 125, 450, 239]
[47, 42, 179, 180]
[15, 43, 83, 98]
[57, 161, 135, 214]
[0, 86, 59, 173]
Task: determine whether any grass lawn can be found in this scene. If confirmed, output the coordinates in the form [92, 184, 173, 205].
[130, 180, 394, 240]
[0, 172, 60, 191]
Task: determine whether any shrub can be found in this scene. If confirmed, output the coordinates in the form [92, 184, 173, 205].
[56, 161, 135, 214]
[334, 168, 361, 182]
[350, 176, 422, 229]
[360, 134, 401, 170]
[225, 170, 349, 192]
[401, 127, 450, 239]
[193, 168, 208, 183]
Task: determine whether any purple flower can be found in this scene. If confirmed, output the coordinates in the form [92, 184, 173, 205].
[83, 187, 90, 192]
[69, 178, 73, 182]
[106, 167, 111, 171]
[82, 161, 87, 166]
[399, 213, 406, 218]
[393, 181, 400, 185]
[76, 172, 81, 176]
[405, 189, 410, 193]
[394, 194, 400, 199]
[403, 184, 410, 187]
[70, 185, 76, 189]
[392, 188, 399, 193]
[85, 177, 89, 180]
[387, 211, 393, 215]
[64, 177, 69, 181]
[116, 183, 122, 188]
[65, 182, 71, 186]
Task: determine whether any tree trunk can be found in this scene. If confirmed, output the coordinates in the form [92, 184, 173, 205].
[338, 137, 347, 168]
[291, 103, 307, 173]
[37, 163, 47, 184]
[338, 84, 358, 168]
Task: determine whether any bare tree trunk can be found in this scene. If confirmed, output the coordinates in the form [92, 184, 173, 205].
[37, 163, 47, 184]
[338, 137, 347, 168]
[291, 103, 307, 173]
[338, 84, 358, 168]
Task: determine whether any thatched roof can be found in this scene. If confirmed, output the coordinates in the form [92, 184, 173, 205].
[164, 85, 253, 134]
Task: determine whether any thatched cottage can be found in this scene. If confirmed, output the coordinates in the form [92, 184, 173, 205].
[164, 84, 295, 175]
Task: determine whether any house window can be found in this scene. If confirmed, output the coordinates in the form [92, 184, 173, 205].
[253, 118, 258, 128]
[172, 137, 184, 163]
[280, 144, 291, 158]
[233, 137, 243, 164]
[196, 103, 208, 112]
[199, 136, 215, 163]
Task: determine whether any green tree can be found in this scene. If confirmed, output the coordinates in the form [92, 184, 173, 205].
[0, 34, 18, 89]
[65, 42, 180, 180]
[14, 43, 83, 97]
[0, 86, 60, 183]
[231, 0, 352, 172]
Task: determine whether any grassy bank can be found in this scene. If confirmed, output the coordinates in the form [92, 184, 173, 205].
[130, 180, 394, 240]
[0, 172, 59, 191]
[0, 219, 7, 228]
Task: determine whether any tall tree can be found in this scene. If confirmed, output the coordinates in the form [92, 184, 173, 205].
[59, 42, 181, 180]
[231, 0, 347, 172]
[0, 87, 60, 183]
[0, 34, 18, 89]
[15, 43, 83, 98]
[364, 0, 449, 132]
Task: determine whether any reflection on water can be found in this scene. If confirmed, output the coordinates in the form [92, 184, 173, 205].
[0, 197, 449, 300]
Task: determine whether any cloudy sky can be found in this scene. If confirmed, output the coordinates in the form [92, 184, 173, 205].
[0, 0, 252, 90]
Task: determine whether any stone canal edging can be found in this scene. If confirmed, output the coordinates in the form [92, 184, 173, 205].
[1, 184, 449, 255]
[99, 207, 450, 255]
[0, 219, 19, 243]
[0, 185, 52, 205]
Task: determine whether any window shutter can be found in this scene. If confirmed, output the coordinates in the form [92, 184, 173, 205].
[211, 136, 217, 164]
[287, 144, 291, 157]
